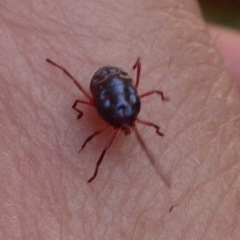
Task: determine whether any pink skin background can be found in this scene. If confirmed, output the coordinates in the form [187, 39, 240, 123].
[209, 25, 240, 88]
[1, 0, 240, 239]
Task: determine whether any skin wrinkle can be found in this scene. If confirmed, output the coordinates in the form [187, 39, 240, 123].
[200, 180, 234, 239]
[181, 189, 213, 239]
[170, 136, 237, 237]
[184, 162, 237, 238]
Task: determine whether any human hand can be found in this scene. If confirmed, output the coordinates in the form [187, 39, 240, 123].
[1, 0, 240, 239]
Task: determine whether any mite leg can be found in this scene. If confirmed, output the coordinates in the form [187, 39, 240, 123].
[133, 125, 170, 187]
[133, 57, 141, 89]
[88, 129, 119, 183]
[46, 58, 93, 101]
[72, 99, 95, 119]
[136, 118, 164, 136]
[79, 125, 108, 152]
[139, 90, 168, 101]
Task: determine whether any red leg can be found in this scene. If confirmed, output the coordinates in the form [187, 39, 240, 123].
[88, 129, 119, 183]
[132, 57, 141, 89]
[72, 99, 95, 119]
[78, 125, 108, 152]
[136, 118, 164, 136]
[46, 58, 93, 101]
[139, 90, 168, 101]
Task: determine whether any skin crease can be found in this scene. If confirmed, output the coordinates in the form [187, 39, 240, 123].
[1, 0, 240, 239]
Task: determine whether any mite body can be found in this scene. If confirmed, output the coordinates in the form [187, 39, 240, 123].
[46, 58, 169, 185]
[90, 66, 140, 132]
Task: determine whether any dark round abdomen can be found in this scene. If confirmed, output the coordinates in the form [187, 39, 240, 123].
[90, 66, 141, 128]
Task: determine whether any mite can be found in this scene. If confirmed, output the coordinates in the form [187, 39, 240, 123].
[46, 58, 169, 185]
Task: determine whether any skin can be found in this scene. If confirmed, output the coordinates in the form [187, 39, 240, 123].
[1, 0, 240, 239]
[208, 24, 240, 88]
